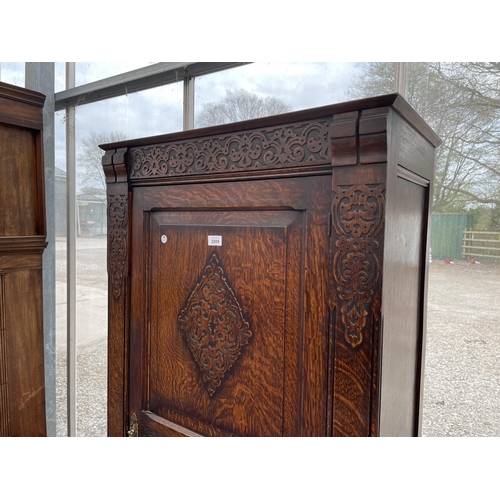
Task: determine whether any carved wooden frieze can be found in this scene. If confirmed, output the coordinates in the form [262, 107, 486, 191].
[129, 119, 331, 179]
[107, 194, 128, 299]
[332, 184, 385, 348]
[178, 253, 252, 396]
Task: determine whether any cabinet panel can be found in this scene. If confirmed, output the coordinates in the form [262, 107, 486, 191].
[3, 268, 46, 436]
[0, 124, 38, 237]
[129, 176, 331, 436]
[379, 175, 428, 436]
[149, 210, 299, 436]
[0, 81, 47, 437]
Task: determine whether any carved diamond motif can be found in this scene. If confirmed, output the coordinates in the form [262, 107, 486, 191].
[178, 253, 252, 396]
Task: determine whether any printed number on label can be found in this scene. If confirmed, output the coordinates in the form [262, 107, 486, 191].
[208, 235, 222, 246]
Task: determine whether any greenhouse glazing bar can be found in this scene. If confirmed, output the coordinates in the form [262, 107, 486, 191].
[54, 62, 250, 110]
[65, 62, 77, 437]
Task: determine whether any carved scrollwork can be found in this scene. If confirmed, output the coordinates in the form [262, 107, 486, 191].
[108, 194, 128, 299]
[178, 253, 252, 396]
[130, 120, 331, 178]
[332, 184, 385, 348]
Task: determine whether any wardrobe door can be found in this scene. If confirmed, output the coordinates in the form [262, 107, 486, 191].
[128, 176, 331, 436]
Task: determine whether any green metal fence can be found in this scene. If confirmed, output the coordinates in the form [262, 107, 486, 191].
[431, 214, 473, 261]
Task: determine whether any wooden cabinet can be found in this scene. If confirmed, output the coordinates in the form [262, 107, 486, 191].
[101, 94, 440, 437]
[0, 82, 47, 436]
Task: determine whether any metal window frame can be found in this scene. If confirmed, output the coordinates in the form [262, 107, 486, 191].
[54, 62, 250, 113]
[394, 62, 408, 97]
[65, 63, 77, 437]
[25, 62, 57, 437]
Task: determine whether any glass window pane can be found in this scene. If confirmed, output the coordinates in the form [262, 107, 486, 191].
[55, 62, 66, 93]
[70, 83, 182, 436]
[0, 62, 25, 87]
[406, 61, 500, 437]
[75, 62, 157, 86]
[74, 220, 108, 436]
[194, 62, 371, 128]
[75, 82, 183, 144]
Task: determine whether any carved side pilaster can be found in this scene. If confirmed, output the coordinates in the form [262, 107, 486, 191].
[102, 147, 130, 437]
[108, 194, 128, 299]
[330, 108, 388, 437]
[330, 182, 385, 436]
[104, 148, 129, 300]
[332, 184, 385, 348]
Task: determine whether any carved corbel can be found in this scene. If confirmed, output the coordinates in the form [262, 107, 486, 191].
[103, 148, 129, 299]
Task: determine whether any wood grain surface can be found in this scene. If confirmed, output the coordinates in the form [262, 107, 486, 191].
[0, 82, 47, 437]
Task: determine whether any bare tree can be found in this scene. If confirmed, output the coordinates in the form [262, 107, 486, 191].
[346, 62, 500, 226]
[430, 62, 500, 110]
[196, 89, 292, 128]
[77, 131, 127, 196]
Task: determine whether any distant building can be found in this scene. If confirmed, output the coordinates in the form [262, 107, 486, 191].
[76, 193, 107, 236]
[55, 167, 107, 236]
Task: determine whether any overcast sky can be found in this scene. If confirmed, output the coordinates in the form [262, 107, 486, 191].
[50, 62, 362, 140]
[1, 61, 367, 193]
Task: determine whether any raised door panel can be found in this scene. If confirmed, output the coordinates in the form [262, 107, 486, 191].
[0, 123, 39, 237]
[129, 176, 331, 436]
[148, 210, 300, 436]
[1, 267, 46, 436]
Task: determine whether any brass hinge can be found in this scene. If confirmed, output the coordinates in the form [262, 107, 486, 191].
[127, 412, 139, 437]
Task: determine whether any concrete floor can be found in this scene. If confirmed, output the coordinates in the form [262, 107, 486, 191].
[55, 236, 108, 437]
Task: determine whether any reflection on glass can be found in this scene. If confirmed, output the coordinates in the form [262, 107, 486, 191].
[407, 62, 500, 216]
[0, 62, 25, 87]
[67, 83, 182, 436]
[74, 228, 108, 436]
[55, 62, 66, 93]
[75, 82, 183, 145]
[194, 62, 367, 128]
[407, 62, 500, 436]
